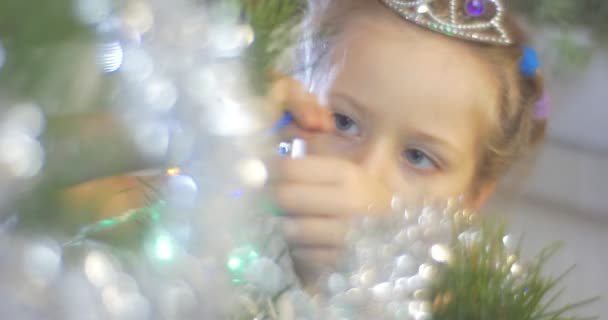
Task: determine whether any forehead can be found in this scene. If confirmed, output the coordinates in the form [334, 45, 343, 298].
[327, 11, 498, 144]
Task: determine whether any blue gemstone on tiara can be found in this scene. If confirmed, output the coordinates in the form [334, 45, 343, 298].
[466, 0, 486, 17]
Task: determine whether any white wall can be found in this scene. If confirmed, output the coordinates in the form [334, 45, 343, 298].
[484, 45, 608, 319]
[488, 196, 608, 319]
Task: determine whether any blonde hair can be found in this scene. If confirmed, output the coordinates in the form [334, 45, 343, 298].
[295, 0, 546, 189]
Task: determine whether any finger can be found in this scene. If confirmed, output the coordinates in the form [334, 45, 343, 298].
[274, 156, 354, 185]
[274, 184, 362, 217]
[268, 77, 317, 128]
[270, 77, 332, 131]
[281, 216, 349, 248]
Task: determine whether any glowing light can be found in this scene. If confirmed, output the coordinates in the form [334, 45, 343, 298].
[507, 254, 518, 264]
[3, 102, 45, 137]
[418, 264, 437, 281]
[0, 131, 44, 178]
[208, 97, 262, 136]
[372, 282, 393, 301]
[167, 174, 198, 207]
[97, 42, 124, 73]
[226, 246, 260, 279]
[23, 241, 62, 287]
[248, 251, 259, 259]
[166, 167, 181, 176]
[510, 263, 524, 276]
[85, 251, 117, 288]
[210, 24, 255, 57]
[430, 244, 452, 263]
[154, 235, 175, 261]
[230, 189, 244, 198]
[227, 257, 242, 271]
[418, 4, 430, 13]
[123, 1, 154, 34]
[502, 234, 516, 250]
[236, 158, 268, 188]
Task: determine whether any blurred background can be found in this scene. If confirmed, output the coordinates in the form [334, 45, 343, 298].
[489, 40, 608, 317]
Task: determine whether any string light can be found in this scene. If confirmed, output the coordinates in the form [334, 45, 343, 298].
[166, 167, 181, 176]
[154, 234, 175, 261]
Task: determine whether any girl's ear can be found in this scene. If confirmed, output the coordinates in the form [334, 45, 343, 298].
[471, 181, 497, 210]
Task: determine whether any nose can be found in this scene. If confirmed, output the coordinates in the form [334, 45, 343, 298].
[357, 136, 395, 183]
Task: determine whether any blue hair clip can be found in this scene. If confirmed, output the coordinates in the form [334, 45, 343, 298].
[520, 46, 540, 78]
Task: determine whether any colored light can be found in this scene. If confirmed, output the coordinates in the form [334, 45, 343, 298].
[154, 235, 174, 261]
[227, 257, 243, 271]
[230, 189, 244, 198]
[166, 167, 181, 176]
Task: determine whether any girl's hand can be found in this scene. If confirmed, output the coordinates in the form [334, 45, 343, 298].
[273, 155, 393, 288]
[269, 76, 393, 288]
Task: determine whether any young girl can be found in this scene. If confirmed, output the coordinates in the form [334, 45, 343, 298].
[59, 0, 546, 291]
[269, 0, 546, 287]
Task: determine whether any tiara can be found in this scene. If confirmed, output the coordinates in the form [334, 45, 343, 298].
[379, 0, 512, 45]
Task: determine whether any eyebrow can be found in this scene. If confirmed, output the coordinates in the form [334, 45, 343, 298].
[329, 91, 371, 119]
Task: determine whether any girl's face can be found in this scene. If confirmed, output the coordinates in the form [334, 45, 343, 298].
[294, 6, 499, 205]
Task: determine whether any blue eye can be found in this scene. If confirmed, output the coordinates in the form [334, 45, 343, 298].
[403, 148, 436, 171]
[334, 113, 360, 136]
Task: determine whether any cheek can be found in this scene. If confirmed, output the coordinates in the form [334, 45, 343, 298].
[309, 133, 361, 159]
[391, 170, 476, 205]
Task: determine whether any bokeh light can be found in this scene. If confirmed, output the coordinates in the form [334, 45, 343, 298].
[154, 234, 175, 261]
[75, 0, 113, 25]
[22, 240, 62, 288]
[209, 24, 255, 57]
[84, 251, 117, 288]
[121, 48, 155, 83]
[2, 103, 46, 137]
[167, 174, 198, 208]
[236, 158, 268, 188]
[96, 41, 124, 73]
[123, 1, 154, 35]
[140, 77, 178, 113]
[0, 131, 44, 178]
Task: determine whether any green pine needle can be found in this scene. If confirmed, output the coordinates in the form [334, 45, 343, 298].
[431, 221, 598, 320]
[240, 0, 304, 93]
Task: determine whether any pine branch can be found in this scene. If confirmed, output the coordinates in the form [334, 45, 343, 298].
[240, 0, 304, 94]
[431, 220, 598, 320]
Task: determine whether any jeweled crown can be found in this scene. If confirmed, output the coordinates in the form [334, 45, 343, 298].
[380, 0, 512, 45]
